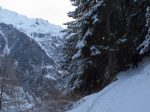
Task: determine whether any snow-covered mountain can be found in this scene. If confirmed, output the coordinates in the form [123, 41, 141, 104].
[0, 7, 65, 59]
[0, 7, 67, 111]
[0, 7, 63, 36]
[67, 58, 150, 112]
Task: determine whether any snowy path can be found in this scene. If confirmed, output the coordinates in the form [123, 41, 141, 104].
[67, 58, 150, 112]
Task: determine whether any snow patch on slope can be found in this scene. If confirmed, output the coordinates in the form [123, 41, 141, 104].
[0, 31, 10, 55]
[67, 58, 150, 112]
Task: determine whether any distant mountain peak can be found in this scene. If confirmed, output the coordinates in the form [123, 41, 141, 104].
[0, 7, 64, 37]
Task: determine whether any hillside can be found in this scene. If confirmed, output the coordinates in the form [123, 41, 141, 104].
[0, 7, 67, 112]
[67, 58, 150, 112]
[0, 7, 65, 59]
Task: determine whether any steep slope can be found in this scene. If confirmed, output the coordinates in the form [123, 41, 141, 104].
[0, 6, 67, 91]
[0, 7, 69, 111]
[0, 22, 70, 111]
[0, 54, 35, 112]
[0, 22, 62, 94]
[67, 58, 150, 112]
[0, 7, 65, 60]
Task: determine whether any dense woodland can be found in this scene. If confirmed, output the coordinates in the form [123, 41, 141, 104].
[60, 0, 150, 96]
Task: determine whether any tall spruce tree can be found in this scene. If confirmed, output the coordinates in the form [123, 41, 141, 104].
[61, 0, 150, 96]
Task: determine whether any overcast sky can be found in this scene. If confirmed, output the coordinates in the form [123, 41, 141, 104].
[0, 0, 75, 27]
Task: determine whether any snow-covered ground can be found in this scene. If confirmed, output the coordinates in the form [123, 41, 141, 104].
[67, 57, 150, 112]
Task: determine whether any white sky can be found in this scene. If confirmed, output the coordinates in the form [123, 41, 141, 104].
[0, 0, 75, 27]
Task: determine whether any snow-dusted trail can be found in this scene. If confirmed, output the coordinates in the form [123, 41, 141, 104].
[67, 58, 150, 112]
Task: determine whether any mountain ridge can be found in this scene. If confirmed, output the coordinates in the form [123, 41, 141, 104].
[0, 6, 64, 36]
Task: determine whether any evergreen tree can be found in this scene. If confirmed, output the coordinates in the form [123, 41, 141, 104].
[138, 5, 150, 54]
[61, 0, 150, 96]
